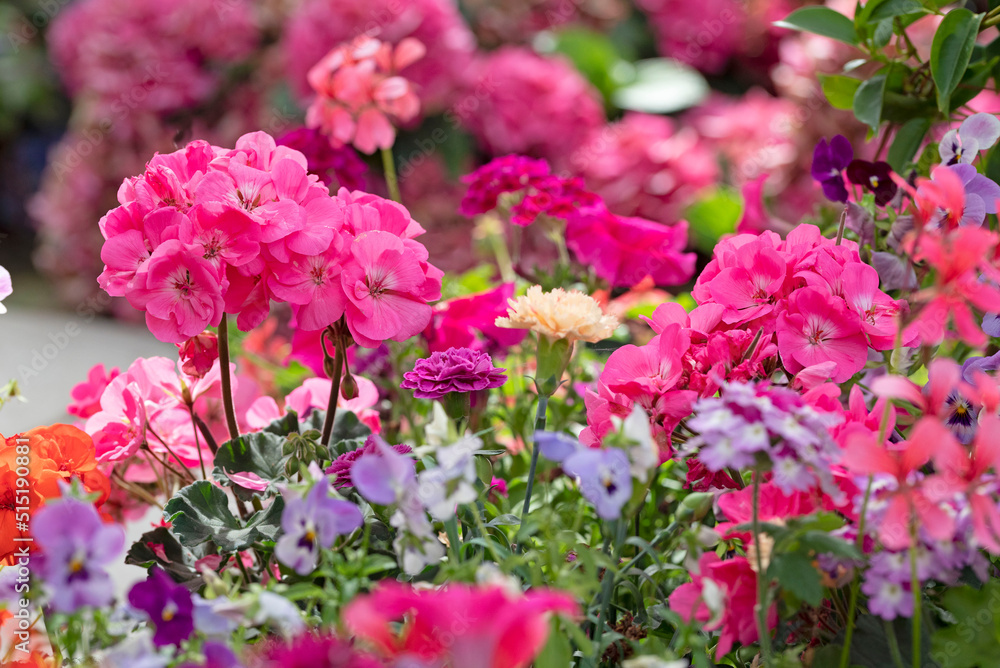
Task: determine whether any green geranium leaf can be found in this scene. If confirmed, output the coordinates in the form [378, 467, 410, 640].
[164, 481, 285, 553]
[213, 430, 289, 501]
[771, 552, 824, 606]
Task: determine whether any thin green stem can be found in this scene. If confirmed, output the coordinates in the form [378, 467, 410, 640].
[752, 471, 773, 665]
[381, 146, 401, 203]
[217, 313, 241, 443]
[519, 394, 549, 519]
[593, 519, 628, 661]
[885, 619, 906, 668]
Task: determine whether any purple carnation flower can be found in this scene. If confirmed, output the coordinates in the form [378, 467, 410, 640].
[128, 567, 195, 647]
[34, 496, 125, 613]
[400, 347, 507, 400]
[326, 435, 412, 489]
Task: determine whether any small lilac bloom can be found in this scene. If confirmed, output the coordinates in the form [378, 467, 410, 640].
[846, 160, 897, 206]
[275, 475, 363, 575]
[943, 163, 1000, 226]
[192, 594, 239, 637]
[536, 430, 581, 463]
[351, 436, 417, 505]
[811, 135, 853, 202]
[128, 567, 195, 647]
[940, 113, 1000, 165]
[562, 448, 632, 520]
[400, 347, 507, 399]
[178, 641, 241, 668]
[326, 435, 413, 489]
[33, 496, 125, 612]
[983, 312, 1000, 338]
[963, 350, 1000, 383]
[861, 573, 913, 620]
[95, 630, 169, 668]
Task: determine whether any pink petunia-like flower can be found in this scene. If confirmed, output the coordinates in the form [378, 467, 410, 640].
[126, 240, 225, 344]
[343, 581, 579, 668]
[776, 286, 869, 383]
[668, 552, 777, 659]
[401, 348, 507, 400]
[424, 282, 527, 353]
[306, 35, 425, 154]
[67, 364, 120, 419]
[342, 230, 441, 348]
[565, 208, 696, 287]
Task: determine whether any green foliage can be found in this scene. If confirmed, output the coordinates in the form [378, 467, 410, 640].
[931, 582, 1000, 667]
[164, 481, 285, 553]
[775, 7, 858, 44]
[929, 9, 983, 115]
[684, 187, 743, 253]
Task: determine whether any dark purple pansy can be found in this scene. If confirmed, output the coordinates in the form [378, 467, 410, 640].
[846, 160, 898, 207]
[811, 135, 853, 203]
[128, 567, 195, 647]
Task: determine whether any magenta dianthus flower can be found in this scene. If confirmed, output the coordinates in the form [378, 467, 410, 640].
[327, 436, 414, 489]
[400, 348, 507, 400]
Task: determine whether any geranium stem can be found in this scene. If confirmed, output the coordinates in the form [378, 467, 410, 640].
[520, 394, 549, 520]
[217, 313, 240, 443]
[321, 329, 346, 447]
[752, 471, 773, 665]
[381, 146, 400, 203]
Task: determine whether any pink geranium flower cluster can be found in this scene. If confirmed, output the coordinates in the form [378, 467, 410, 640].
[423, 283, 528, 354]
[461, 155, 697, 288]
[306, 36, 425, 155]
[97, 131, 442, 347]
[694, 224, 907, 382]
[282, 0, 476, 112]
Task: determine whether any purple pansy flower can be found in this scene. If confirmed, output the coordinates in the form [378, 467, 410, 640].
[400, 347, 507, 400]
[536, 430, 582, 463]
[275, 475, 363, 575]
[940, 112, 1000, 165]
[351, 436, 417, 506]
[178, 642, 242, 668]
[128, 567, 195, 647]
[811, 135, 853, 203]
[562, 448, 633, 520]
[846, 160, 897, 206]
[33, 496, 125, 613]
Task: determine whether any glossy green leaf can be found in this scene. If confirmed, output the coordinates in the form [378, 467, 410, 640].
[819, 74, 862, 110]
[858, 0, 924, 25]
[771, 552, 824, 606]
[888, 117, 931, 171]
[776, 7, 858, 44]
[212, 430, 288, 501]
[853, 73, 887, 130]
[930, 8, 983, 115]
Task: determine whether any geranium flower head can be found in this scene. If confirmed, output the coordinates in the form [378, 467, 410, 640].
[67, 363, 120, 419]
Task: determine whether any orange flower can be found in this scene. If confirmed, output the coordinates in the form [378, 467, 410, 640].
[15, 425, 110, 505]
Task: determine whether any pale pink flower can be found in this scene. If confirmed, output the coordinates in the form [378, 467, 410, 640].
[306, 36, 425, 154]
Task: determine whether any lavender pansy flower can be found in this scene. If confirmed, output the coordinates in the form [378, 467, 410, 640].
[562, 448, 632, 520]
[416, 436, 480, 521]
[536, 430, 582, 463]
[275, 475, 363, 575]
[128, 567, 195, 647]
[94, 630, 169, 668]
[944, 163, 1000, 226]
[326, 435, 412, 489]
[962, 350, 1000, 383]
[846, 160, 897, 206]
[940, 112, 1000, 165]
[351, 436, 417, 505]
[34, 495, 125, 613]
[982, 313, 1000, 338]
[401, 347, 507, 399]
[811, 135, 853, 203]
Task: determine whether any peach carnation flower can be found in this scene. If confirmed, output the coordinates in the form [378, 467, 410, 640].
[495, 286, 618, 343]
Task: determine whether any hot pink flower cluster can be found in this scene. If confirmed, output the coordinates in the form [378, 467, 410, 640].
[461, 156, 697, 288]
[694, 224, 906, 382]
[97, 131, 442, 347]
[570, 113, 719, 225]
[459, 48, 606, 165]
[306, 36, 425, 155]
[424, 283, 528, 353]
[460, 155, 601, 227]
[282, 0, 476, 112]
[48, 0, 258, 118]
